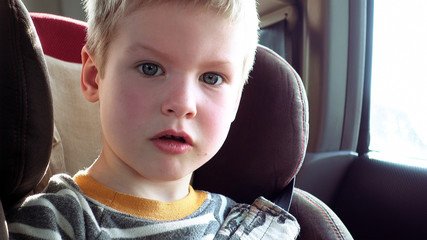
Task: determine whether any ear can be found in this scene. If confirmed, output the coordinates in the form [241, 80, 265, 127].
[81, 45, 100, 103]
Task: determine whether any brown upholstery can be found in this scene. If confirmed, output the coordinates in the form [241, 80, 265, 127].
[0, 0, 53, 210]
[193, 46, 353, 239]
[291, 188, 352, 239]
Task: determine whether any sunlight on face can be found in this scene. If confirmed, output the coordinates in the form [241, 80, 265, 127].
[92, 3, 247, 190]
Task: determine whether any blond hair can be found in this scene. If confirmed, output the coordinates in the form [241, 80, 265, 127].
[83, 0, 259, 82]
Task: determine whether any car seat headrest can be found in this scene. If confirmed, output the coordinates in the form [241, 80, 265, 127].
[30, 12, 86, 64]
[194, 46, 309, 204]
[0, 0, 53, 209]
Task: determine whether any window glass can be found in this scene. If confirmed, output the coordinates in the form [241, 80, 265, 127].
[370, 0, 427, 164]
[259, 20, 287, 60]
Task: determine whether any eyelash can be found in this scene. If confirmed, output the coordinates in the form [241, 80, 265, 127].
[137, 62, 225, 86]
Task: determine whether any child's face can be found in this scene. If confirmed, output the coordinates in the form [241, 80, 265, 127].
[87, 4, 247, 182]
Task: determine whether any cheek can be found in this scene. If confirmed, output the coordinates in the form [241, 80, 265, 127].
[201, 118, 231, 161]
[100, 83, 151, 137]
[200, 99, 237, 154]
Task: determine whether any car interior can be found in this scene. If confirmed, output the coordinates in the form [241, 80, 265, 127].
[1, 0, 427, 239]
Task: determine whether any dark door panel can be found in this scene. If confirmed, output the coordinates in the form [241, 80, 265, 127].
[296, 151, 357, 205]
[333, 154, 427, 239]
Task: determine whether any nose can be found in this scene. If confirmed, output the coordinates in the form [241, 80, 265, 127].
[161, 78, 197, 119]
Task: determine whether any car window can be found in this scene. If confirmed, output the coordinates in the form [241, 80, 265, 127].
[369, 0, 427, 166]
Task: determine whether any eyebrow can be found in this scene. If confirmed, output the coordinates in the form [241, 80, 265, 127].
[125, 43, 172, 62]
[125, 43, 234, 69]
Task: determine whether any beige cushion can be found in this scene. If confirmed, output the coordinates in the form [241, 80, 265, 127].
[35, 124, 66, 192]
[46, 56, 102, 175]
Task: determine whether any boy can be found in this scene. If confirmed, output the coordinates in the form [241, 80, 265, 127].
[8, 0, 300, 239]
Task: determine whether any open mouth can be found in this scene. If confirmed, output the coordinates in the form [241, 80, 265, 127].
[151, 130, 194, 148]
[159, 135, 186, 143]
[152, 131, 193, 154]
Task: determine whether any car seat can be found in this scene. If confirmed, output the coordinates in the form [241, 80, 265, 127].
[0, 0, 352, 239]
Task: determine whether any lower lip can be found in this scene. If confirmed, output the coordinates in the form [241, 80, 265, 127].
[152, 139, 192, 154]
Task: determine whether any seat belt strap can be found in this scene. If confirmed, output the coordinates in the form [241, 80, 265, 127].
[273, 178, 295, 211]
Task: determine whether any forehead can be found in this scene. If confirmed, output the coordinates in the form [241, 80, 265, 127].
[111, 3, 248, 75]
[117, 2, 245, 41]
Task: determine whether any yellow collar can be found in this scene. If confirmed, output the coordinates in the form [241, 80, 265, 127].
[73, 171, 207, 221]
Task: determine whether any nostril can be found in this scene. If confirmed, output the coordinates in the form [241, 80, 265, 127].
[162, 102, 196, 118]
[186, 112, 195, 117]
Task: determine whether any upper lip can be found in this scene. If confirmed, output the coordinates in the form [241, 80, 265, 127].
[151, 130, 194, 145]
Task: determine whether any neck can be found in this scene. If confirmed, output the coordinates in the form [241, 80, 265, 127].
[87, 157, 192, 202]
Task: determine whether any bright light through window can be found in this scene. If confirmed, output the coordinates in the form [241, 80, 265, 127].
[370, 0, 427, 163]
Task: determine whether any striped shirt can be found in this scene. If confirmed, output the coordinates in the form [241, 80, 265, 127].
[7, 174, 300, 239]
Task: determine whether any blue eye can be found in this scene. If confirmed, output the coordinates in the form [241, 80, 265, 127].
[138, 63, 164, 76]
[201, 72, 223, 85]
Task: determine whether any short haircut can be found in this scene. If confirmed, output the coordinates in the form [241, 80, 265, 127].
[83, 0, 259, 83]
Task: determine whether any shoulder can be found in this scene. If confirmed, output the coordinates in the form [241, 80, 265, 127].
[7, 174, 97, 239]
[17, 174, 87, 211]
[217, 197, 300, 239]
[13, 174, 83, 207]
[205, 191, 236, 207]
[43, 173, 83, 195]
[200, 191, 236, 214]
[184, 190, 236, 226]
